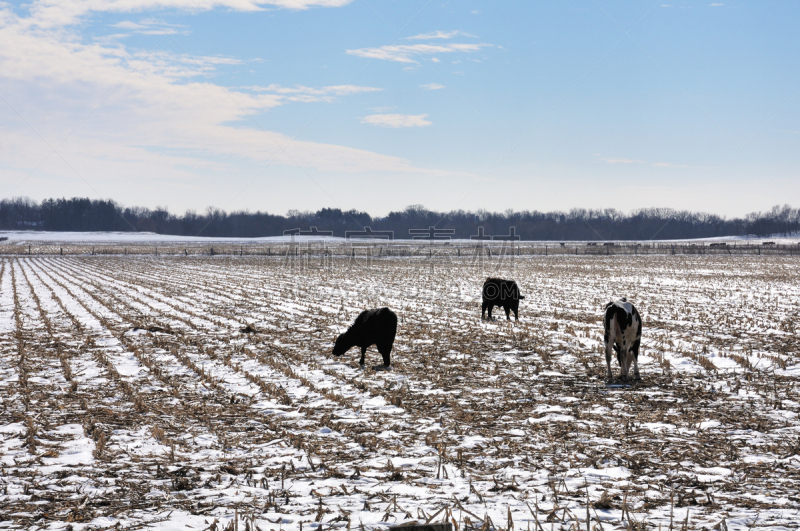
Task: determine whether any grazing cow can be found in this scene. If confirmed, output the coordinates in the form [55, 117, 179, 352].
[333, 308, 397, 370]
[481, 278, 525, 321]
[603, 298, 642, 380]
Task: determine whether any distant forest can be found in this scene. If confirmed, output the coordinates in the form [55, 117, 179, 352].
[1, 197, 799, 241]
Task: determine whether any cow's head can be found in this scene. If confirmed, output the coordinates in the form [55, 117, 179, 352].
[332, 333, 348, 357]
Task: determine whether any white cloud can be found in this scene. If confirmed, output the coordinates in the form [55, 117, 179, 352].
[405, 30, 475, 40]
[653, 162, 708, 169]
[111, 18, 189, 36]
[599, 157, 643, 165]
[347, 43, 491, 64]
[710, 2, 724, 6]
[245, 84, 382, 102]
[321, 84, 382, 95]
[361, 114, 432, 128]
[419, 83, 445, 90]
[113, 20, 147, 30]
[0, 2, 463, 201]
[26, 0, 355, 28]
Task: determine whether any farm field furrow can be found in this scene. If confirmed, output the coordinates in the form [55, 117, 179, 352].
[0, 255, 798, 531]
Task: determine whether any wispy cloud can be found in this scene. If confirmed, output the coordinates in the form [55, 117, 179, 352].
[599, 157, 643, 165]
[597, 156, 704, 169]
[653, 162, 708, 169]
[405, 30, 475, 40]
[710, 3, 724, 6]
[112, 18, 188, 36]
[361, 114, 432, 128]
[347, 43, 491, 64]
[419, 83, 445, 90]
[25, 0, 356, 28]
[0, 1, 460, 197]
[245, 84, 382, 102]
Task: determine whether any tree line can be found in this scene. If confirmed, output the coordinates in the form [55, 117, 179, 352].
[1, 197, 798, 241]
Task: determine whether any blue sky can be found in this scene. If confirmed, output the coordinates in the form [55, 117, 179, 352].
[0, 0, 798, 217]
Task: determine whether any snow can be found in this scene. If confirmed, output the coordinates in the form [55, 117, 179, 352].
[2, 229, 799, 245]
[40, 424, 95, 469]
[0, 252, 797, 531]
[0, 231, 346, 244]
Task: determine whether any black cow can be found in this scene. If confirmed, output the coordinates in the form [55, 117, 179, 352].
[333, 308, 397, 370]
[603, 298, 642, 380]
[481, 278, 525, 321]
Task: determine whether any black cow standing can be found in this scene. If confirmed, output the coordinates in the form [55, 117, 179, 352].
[333, 308, 397, 370]
[481, 278, 525, 321]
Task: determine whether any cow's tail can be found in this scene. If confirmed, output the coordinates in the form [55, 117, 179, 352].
[519, 295, 525, 299]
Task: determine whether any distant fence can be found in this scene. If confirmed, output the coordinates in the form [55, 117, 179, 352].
[1, 240, 799, 257]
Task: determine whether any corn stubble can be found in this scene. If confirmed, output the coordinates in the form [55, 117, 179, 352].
[0, 252, 797, 530]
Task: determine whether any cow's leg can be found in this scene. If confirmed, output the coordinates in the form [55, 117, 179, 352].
[620, 343, 635, 380]
[504, 305, 511, 321]
[376, 344, 391, 369]
[481, 302, 487, 320]
[376, 336, 393, 368]
[359, 347, 367, 367]
[621, 349, 631, 380]
[631, 338, 641, 379]
[513, 305, 519, 321]
[614, 321, 628, 379]
[604, 329, 614, 381]
[487, 304, 494, 321]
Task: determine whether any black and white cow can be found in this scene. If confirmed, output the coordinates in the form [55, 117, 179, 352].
[603, 298, 642, 380]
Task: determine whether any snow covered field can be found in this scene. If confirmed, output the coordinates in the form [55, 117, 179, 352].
[1, 230, 798, 246]
[0, 254, 798, 530]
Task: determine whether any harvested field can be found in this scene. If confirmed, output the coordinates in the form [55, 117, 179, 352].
[0, 254, 798, 530]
